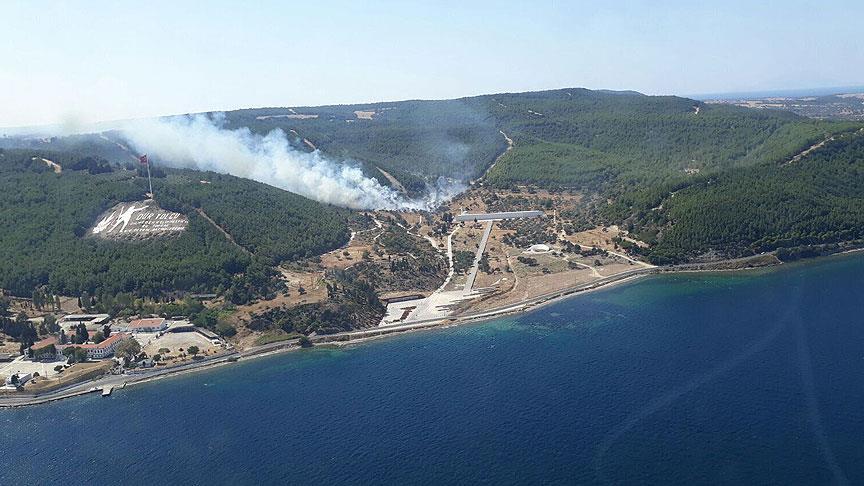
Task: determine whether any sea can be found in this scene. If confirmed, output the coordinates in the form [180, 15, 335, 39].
[2, 254, 863, 485]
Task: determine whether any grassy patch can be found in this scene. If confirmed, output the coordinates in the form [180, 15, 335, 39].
[254, 332, 300, 346]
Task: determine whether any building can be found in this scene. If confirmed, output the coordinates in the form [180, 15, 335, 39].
[57, 333, 131, 360]
[81, 333, 130, 360]
[59, 314, 110, 331]
[527, 244, 551, 253]
[196, 327, 222, 345]
[453, 210, 544, 222]
[5, 372, 32, 387]
[126, 318, 167, 333]
[29, 336, 62, 362]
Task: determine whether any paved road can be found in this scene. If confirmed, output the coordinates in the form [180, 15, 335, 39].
[462, 221, 494, 294]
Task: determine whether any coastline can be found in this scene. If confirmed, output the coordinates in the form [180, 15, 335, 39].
[2, 250, 859, 409]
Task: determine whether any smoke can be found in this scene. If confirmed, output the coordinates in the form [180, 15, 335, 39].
[120, 113, 461, 210]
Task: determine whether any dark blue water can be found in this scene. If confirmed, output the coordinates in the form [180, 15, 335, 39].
[3, 255, 864, 485]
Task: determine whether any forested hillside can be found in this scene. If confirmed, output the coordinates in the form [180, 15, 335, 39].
[0, 148, 351, 299]
[8, 88, 855, 200]
[631, 129, 864, 263]
[0, 132, 137, 165]
[157, 171, 352, 264]
[5, 87, 864, 268]
[223, 100, 506, 194]
[216, 89, 860, 195]
[481, 89, 859, 190]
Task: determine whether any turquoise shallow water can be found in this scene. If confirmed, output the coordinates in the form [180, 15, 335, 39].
[2, 255, 863, 485]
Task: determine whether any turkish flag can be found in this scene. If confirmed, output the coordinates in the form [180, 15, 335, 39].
[139, 154, 149, 165]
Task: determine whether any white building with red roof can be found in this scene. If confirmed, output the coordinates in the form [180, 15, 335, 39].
[29, 336, 62, 361]
[57, 333, 131, 360]
[126, 318, 167, 334]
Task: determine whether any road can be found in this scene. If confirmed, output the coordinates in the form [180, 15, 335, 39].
[786, 135, 834, 165]
[471, 130, 513, 184]
[462, 221, 494, 294]
[196, 208, 251, 255]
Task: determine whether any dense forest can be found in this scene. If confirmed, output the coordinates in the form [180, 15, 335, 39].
[482, 89, 860, 191]
[157, 170, 352, 264]
[218, 89, 861, 197]
[8, 88, 856, 202]
[631, 130, 864, 263]
[0, 148, 351, 300]
[223, 88, 864, 264]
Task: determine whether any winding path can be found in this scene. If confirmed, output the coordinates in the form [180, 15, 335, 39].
[195, 208, 251, 256]
[785, 135, 834, 165]
[471, 130, 513, 184]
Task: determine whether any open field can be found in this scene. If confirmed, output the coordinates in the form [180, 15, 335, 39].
[142, 332, 219, 363]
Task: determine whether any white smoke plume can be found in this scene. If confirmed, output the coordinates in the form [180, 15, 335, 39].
[120, 113, 460, 210]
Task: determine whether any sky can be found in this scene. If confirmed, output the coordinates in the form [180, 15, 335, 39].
[1, 0, 862, 127]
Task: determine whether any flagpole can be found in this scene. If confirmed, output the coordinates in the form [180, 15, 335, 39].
[146, 161, 153, 199]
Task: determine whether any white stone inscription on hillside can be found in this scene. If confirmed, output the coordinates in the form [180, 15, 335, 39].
[90, 200, 188, 239]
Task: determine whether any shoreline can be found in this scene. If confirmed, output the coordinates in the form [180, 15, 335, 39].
[1, 250, 858, 409]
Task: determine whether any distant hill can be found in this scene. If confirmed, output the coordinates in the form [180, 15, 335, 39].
[217, 88, 860, 193]
[4, 86, 864, 266]
[478, 89, 857, 190]
[225, 88, 864, 263]
[0, 148, 351, 300]
[5, 87, 856, 195]
[625, 128, 864, 263]
[222, 100, 506, 195]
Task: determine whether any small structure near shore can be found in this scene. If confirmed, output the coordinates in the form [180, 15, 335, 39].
[526, 244, 551, 254]
[4, 372, 32, 388]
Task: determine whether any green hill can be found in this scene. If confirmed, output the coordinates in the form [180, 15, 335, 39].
[482, 89, 855, 189]
[632, 129, 864, 263]
[234, 88, 862, 263]
[223, 100, 506, 194]
[5, 87, 864, 267]
[11, 88, 856, 199]
[220, 89, 859, 194]
[0, 148, 351, 300]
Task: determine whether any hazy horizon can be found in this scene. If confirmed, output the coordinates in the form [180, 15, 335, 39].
[4, 83, 864, 133]
[2, 0, 863, 127]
